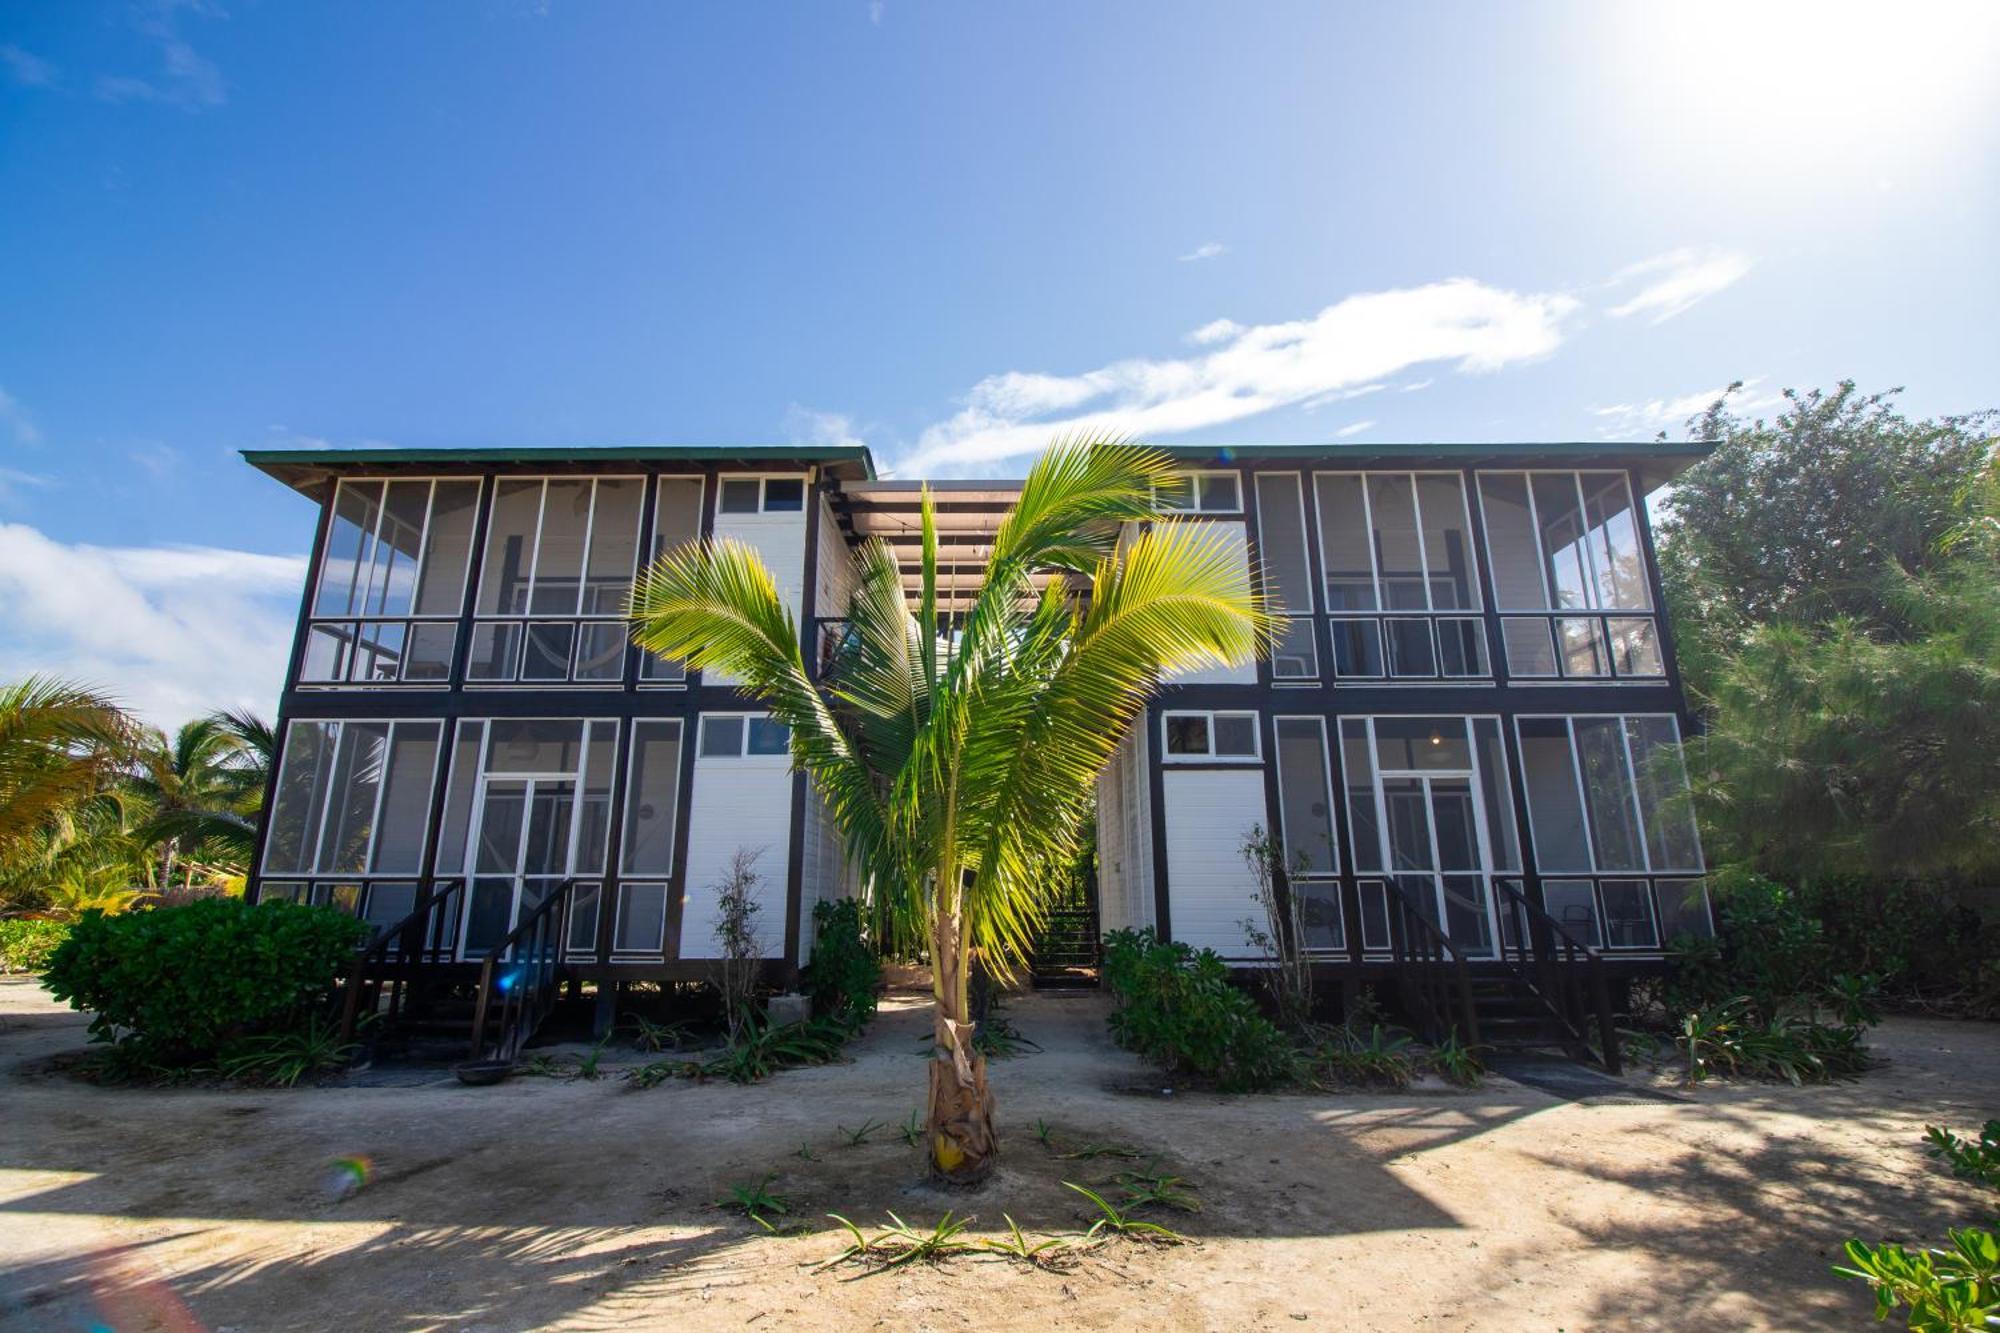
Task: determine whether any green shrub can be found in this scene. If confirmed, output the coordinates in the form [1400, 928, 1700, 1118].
[0, 919, 69, 974]
[44, 899, 368, 1064]
[801, 898, 879, 1031]
[1101, 928, 1296, 1092]
[1679, 997, 1870, 1086]
[1838, 1118, 2000, 1328]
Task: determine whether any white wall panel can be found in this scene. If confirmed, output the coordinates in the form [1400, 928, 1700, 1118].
[680, 754, 792, 959]
[1163, 767, 1267, 958]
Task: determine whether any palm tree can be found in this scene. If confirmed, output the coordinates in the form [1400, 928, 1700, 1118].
[0, 677, 133, 879]
[128, 711, 272, 886]
[632, 438, 1272, 1183]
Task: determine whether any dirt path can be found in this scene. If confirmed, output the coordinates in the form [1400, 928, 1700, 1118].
[2, 976, 1995, 1331]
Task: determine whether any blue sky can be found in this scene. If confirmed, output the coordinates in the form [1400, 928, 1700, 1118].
[2, 1, 1996, 725]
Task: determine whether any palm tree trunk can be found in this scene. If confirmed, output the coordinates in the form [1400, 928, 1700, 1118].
[926, 899, 997, 1184]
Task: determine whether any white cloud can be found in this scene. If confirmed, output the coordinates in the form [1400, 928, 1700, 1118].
[0, 44, 57, 88]
[1185, 318, 1244, 347]
[867, 0, 885, 24]
[1334, 420, 1377, 439]
[0, 387, 42, 446]
[1591, 377, 1782, 438]
[0, 523, 305, 730]
[128, 442, 182, 480]
[900, 277, 1579, 473]
[1398, 378, 1434, 393]
[1177, 241, 1228, 263]
[1606, 247, 1753, 324]
[784, 405, 867, 451]
[95, 0, 226, 110]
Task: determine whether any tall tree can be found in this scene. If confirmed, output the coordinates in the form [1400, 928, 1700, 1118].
[128, 712, 270, 884]
[0, 677, 133, 879]
[630, 438, 1271, 1183]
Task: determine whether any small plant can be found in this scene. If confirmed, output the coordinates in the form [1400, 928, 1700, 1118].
[519, 1054, 560, 1078]
[800, 898, 880, 1032]
[716, 1173, 790, 1229]
[1836, 1229, 2000, 1329]
[1309, 1022, 1417, 1089]
[1031, 1118, 1056, 1149]
[1064, 1182, 1186, 1245]
[1926, 1121, 2000, 1192]
[623, 1058, 693, 1089]
[1057, 1142, 1146, 1161]
[795, 1140, 820, 1161]
[711, 846, 765, 1045]
[217, 1013, 358, 1087]
[839, 1117, 886, 1147]
[574, 1032, 614, 1081]
[1428, 1032, 1486, 1088]
[699, 1013, 849, 1084]
[1237, 823, 1315, 1030]
[1100, 928, 1298, 1092]
[899, 1109, 923, 1147]
[0, 919, 69, 974]
[982, 1214, 1076, 1268]
[823, 1211, 977, 1270]
[1113, 1162, 1201, 1214]
[623, 1015, 692, 1053]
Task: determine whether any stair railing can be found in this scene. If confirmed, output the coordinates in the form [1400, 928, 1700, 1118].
[1382, 881, 1481, 1047]
[1493, 880, 1621, 1073]
[466, 878, 580, 1067]
[337, 879, 468, 1047]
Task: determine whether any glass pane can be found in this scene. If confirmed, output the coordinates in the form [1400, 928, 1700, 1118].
[1473, 718, 1521, 871]
[530, 479, 591, 615]
[367, 480, 430, 617]
[1518, 717, 1592, 872]
[576, 723, 615, 875]
[401, 622, 456, 682]
[719, 479, 761, 514]
[1157, 476, 1195, 510]
[747, 716, 791, 755]
[350, 621, 405, 683]
[622, 721, 683, 875]
[567, 882, 602, 953]
[521, 622, 576, 681]
[315, 481, 382, 618]
[1253, 473, 1314, 615]
[486, 719, 585, 774]
[582, 478, 643, 613]
[1608, 618, 1664, 677]
[1440, 874, 1492, 953]
[1626, 716, 1704, 869]
[1274, 718, 1337, 875]
[259, 881, 307, 904]
[1574, 717, 1645, 872]
[1385, 618, 1436, 677]
[1430, 779, 1480, 871]
[318, 722, 391, 874]
[301, 623, 351, 683]
[320, 882, 363, 916]
[1580, 472, 1651, 609]
[475, 781, 527, 873]
[1369, 475, 1427, 610]
[1199, 473, 1239, 512]
[573, 622, 628, 682]
[700, 715, 745, 757]
[477, 479, 543, 615]
[1601, 878, 1658, 948]
[435, 720, 484, 876]
[639, 650, 688, 683]
[1342, 720, 1383, 872]
[1373, 717, 1470, 773]
[1272, 617, 1318, 679]
[762, 478, 805, 512]
[1557, 618, 1609, 677]
[1296, 880, 1344, 951]
[414, 480, 479, 616]
[1477, 473, 1548, 609]
[465, 622, 521, 681]
[520, 781, 577, 877]
[1211, 714, 1256, 757]
[1382, 778, 1435, 873]
[614, 883, 669, 953]
[264, 721, 337, 874]
[1542, 879, 1601, 948]
[1437, 618, 1488, 677]
[1655, 878, 1715, 941]
[1313, 474, 1377, 610]
[1330, 619, 1384, 677]
[1532, 474, 1594, 610]
[465, 878, 515, 954]
[1357, 880, 1390, 950]
[1164, 715, 1209, 755]
[1502, 617, 1559, 676]
[652, 478, 705, 559]
[370, 722, 439, 873]
[363, 881, 418, 931]
[1415, 474, 1480, 610]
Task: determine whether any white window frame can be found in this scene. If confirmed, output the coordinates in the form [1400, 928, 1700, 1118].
[638, 475, 708, 687]
[1159, 469, 1244, 515]
[1271, 714, 1341, 882]
[1510, 712, 1705, 877]
[260, 717, 445, 878]
[1309, 469, 1486, 615]
[696, 711, 793, 760]
[1159, 709, 1262, 763]
[1474, 469, 1654, 614]
[610, 881, 672, 957]
[619, 718, 684, 875]
[715, 472, 811, 517]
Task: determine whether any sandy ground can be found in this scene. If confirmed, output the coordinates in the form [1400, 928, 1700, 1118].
[1, 977, 1995, 1332]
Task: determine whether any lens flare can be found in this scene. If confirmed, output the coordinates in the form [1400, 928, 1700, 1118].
[324, 1154, 373, 1200]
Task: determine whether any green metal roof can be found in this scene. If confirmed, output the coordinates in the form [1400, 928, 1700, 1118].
[241, 442, 878, 496]
[1153, 440, 1716, 462]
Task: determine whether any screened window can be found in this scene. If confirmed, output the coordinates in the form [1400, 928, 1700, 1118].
[262, 719, 442, 879]
[1255, 474, 1320, 679]
[719, 475, 806, 514]
[468, 476, 644, 683]
[1514, 715, 1703, 874]
[620, 721, 683, 875]
[302, 479, 479, 686]
[1161, 711, 1259, 761]
[1159, 471, 1242, 513]
[697, 713, 792, 759]
[1273, 718, 1343, 950]
[1313, 471, 1487, 681]
[639, 478, 705, 682]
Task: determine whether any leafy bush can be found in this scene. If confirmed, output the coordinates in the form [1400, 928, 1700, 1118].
[217, 1014, 358, 1087]
[1307, 1022, 1417, 1089]
[801, 898, 879, 1031]
[0, 919, 69, 974]
[1838, 1118, 2000, 1329]
[1927, 1121, 2000, 1193]
[1679, 998, 1870, 1086]
[1101, 928, 1296, 1092]
[43, 899, 367, 1063]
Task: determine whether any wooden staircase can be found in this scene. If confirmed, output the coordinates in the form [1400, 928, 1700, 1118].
[1029, 908, 1101, 990]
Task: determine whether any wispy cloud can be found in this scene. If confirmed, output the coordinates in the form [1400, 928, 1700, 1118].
[1398, 378, 1434, 393]
[95, 0, 227, 111]
[0, 468, 56, 505]
[1177, 241, 1228, 263]
[867, 0, 885, 24]
[784, 405, 867, 451]
[899, 277, 1579, 474]
[128, 442, 182, 480]
[0, 388, 42, 446]
[0, 44, 57, 88]
[1334, 420, 1377, 439]
[1185, 318, 1243, 347]
[0, 523, 305, 729]
[1591, 377, 1781, 438]
[1605, 247, 1753, 324]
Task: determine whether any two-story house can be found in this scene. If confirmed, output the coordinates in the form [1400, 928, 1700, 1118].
[243, 440, 1714, 1063]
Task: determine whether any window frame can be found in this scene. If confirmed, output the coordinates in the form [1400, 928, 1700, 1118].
[715, 472, 811, 516]
[1158, 469, 1244, 515]
[1270, 715, 1342, 919]
[259, 717, 446, 892]
[638, 475, 708, 686]
[696, 711, 794, 760]
[1510, 712, 1704, 876]
[1159, 709, 1263, 763]
[1474, 469, 1654, 615]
